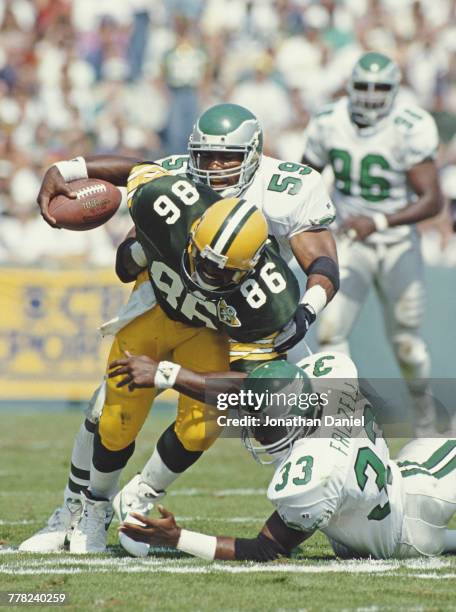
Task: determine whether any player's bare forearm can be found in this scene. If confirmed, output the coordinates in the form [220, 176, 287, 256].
[86, 155, 143, 185]
[301, 154, 324, 174]
[108, 353, 246, 401]
[290, 229, 339, 301]
[119, 509, 309, 561]
[174, 368, 246, 403]
[386, 160, 443, 227]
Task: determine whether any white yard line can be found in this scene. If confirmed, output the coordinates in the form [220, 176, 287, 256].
[0, 520, 36, 525]
[409, 573, 456, 580]
[0, 556, 453, 577]
[0, 487, 266, 497]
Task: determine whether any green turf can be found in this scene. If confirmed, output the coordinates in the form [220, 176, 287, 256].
[1, 410, 455, 612]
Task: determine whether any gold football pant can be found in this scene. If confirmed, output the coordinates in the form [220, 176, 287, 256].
[99, 304, 229, 452]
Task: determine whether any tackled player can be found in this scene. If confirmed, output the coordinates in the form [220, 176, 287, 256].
[119, 354, 456, 562]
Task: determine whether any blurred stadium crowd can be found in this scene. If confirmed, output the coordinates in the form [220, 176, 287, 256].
[1, 0, 456, 267]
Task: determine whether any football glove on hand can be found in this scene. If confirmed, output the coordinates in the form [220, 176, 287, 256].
[274, 305, 316, 353]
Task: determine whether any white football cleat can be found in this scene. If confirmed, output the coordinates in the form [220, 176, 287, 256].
[19, 498, 82, 553]
[70, 492, 112, 554]
[113, 474, 164, 557]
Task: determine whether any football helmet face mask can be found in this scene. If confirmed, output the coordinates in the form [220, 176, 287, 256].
[241, 361, 316, 465]
[348, 52, 400, 127]
[188, 103, 263, 195]
[181, 196, 268, 298]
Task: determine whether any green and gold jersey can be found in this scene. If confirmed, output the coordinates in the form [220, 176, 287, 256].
[127, 163, 300, 371]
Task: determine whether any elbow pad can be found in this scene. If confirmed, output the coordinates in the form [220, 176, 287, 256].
[115, 237, 144, 283]
[234, 533, 288, 562]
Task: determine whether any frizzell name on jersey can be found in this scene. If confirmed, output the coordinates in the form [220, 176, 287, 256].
[128, 166, 300, 341]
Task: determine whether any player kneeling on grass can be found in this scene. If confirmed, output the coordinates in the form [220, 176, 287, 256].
[119, 354, 456, 561]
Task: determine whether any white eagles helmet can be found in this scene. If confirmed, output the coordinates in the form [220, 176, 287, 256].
[188, 103, 263, 195]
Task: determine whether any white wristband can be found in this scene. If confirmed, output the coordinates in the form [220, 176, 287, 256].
[300, 285, 327, 316]
[154, 361, 181, 390]
[54, 156, 88, 182]
[177, 529, 217, 560]
[130, 241, 147, 267]
[372, 213, 389, 232]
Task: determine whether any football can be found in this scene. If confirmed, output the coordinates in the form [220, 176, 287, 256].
[48, 178, 122, 230]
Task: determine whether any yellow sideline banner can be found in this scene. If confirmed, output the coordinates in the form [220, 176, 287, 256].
[0, 267, 131, 401]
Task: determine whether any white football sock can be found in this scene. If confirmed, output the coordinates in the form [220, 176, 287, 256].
[67, 420, 94, 497]
[140, 447, 180, 492]
[90, 465, 123, 500]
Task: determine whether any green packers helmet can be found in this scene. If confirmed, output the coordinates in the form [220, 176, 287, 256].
[348, 52, 400, 126]
[241, 361, 316, 464]
[188, 103, 263, 194]
[181, 196, 268, 298]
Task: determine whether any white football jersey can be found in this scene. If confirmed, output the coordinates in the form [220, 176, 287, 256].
[303, 97, 439, 244]
[268, 351, 405, 560]
[158, 154, 335, 262]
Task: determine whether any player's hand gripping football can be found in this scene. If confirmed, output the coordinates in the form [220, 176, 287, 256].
[108, 351, 158, 391]
[119, 506, 181, 547]
[340, 215, 376, 242]
[36, 166, 77, 228]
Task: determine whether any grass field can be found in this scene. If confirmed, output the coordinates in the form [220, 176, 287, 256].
[1, 408, 456, 612]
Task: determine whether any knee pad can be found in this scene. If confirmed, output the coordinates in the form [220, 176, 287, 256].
[394, 281, 425, 328]
[392, 333, 430, 382]
[98, 404, 138, 451]
[174, 419, 219, 452]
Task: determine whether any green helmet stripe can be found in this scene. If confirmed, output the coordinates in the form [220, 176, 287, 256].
[359, 52, 391, 71]
[211, 199, 259, 256]
[217, 204, 258, 256]
[209, 198, 246, 250]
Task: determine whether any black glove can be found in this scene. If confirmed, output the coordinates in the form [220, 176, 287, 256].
[274, 305, 316, 353]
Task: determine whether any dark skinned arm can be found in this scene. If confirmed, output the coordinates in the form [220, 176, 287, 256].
[290, 228, 338, 302]
[108, 352, 245, 402]
[37, 155, 142, 227]
[341, 159, 443, 240]
[387, 159, 443, 225]
[301, 154, 324, 174]
[85, 155, 143, 184]
[119, 508, 311, 561]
